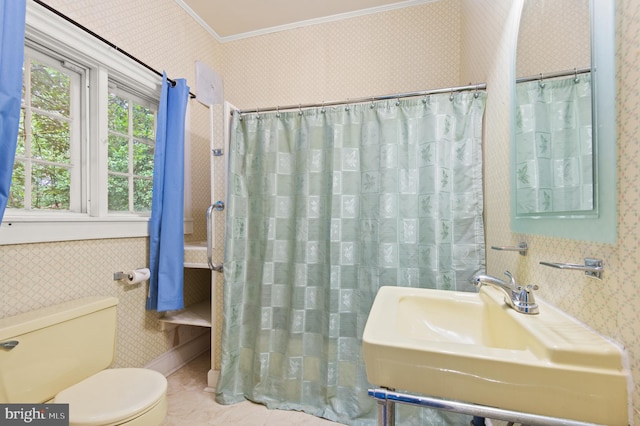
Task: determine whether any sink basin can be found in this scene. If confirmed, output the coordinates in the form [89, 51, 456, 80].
[362, 286, 631, 424]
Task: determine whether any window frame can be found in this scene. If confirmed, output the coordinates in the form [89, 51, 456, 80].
[0, 2, 192, 245]
[107, 84, 158, 214]
[18, 46, 85, 213]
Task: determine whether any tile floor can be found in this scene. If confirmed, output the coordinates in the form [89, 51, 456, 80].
[162, 350, 343, 425]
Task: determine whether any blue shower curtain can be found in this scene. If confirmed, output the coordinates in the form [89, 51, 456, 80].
[0, 0, 26, 224]
[146, 73, 189, 312]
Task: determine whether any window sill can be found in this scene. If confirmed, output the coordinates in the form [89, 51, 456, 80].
[0, 215, 193, 245]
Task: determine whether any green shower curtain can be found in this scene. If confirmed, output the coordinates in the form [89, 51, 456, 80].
[515, 73, 593, 214]
[217, 92, 487, 425]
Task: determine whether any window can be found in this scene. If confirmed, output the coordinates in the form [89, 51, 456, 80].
[0, 2, 191, 245]
[107, 88, 156, 213]
[12, 47, 83, 213]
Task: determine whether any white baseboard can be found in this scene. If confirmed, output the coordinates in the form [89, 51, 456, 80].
[145, 329, 210, 377]
[205, 368, 220, 393]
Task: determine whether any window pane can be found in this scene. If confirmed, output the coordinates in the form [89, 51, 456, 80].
[134, 178, 153, 212]
[106, 89, 157, 215]
[133, 103, 154, 139]
[133, 140, 154, 176]
[31, 163, 70, 210]
[30, 60, 70, 116]
[31, 113, 70, 163]
[108, 93, 128, 133]
[16, 109, 26, 157]
[9, 162, 25, 209]
[108, 134, 129, 173]
[108, 174, 129, 211]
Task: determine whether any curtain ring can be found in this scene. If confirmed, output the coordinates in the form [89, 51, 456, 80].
[538, 73, 545, 89]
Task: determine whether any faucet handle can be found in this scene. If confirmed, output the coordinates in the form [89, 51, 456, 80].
[515, 283, 540, 314]
[517, 284, 539, 292]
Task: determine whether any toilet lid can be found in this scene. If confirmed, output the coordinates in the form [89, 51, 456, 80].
[53, 368, 167, 426]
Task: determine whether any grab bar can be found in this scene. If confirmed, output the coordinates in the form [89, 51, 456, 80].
[206, 203, 224, 273]
[540, 258, 603, 280]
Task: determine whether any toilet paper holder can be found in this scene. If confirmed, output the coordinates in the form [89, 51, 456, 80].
[113, 268, 150, 283]
[113, 271, 132, 281]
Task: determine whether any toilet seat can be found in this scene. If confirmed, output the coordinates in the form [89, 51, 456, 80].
[53, 368, 167, 426]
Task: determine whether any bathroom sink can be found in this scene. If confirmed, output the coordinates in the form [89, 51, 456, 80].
[362, 286, 631, 424]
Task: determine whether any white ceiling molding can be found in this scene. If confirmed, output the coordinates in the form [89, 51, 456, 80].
[175, 0, 438, 43]
[175, 0, 223, 41]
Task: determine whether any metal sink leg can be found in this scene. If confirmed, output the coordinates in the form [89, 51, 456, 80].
[376, 387, 396, 426]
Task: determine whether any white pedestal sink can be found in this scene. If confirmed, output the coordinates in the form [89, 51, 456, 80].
[362, 286, 631, 425]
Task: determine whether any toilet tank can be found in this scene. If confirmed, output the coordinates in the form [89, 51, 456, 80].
[0, 296, 118, 403]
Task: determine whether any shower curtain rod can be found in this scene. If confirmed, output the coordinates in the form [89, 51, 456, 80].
[516, 66, 591, 84]
[31, 0, 197, 99]
[235, 82, 487, 115]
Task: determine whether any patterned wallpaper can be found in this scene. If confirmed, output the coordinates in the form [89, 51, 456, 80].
[516, 0, 590, 77]
[2, 0, 639, 422]
[220, 0, 464, 110]
[0, 0, 221, 368]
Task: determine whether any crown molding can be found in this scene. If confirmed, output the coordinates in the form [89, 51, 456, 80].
[176, 0, 438, 43]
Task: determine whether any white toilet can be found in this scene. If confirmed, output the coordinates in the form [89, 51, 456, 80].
[0, 296, 167, 426]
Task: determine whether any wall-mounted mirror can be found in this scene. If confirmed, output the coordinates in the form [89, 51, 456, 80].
[511, 0, 616, 243]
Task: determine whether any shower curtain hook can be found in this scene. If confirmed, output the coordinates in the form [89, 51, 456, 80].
[538, 73, 546, 89]
[321, 101, 326, 113]
[298, 104, 303, 116]
[345, 99, 350, 112]
[573, 68, 580, 83]
[395, 97, 400, 106]
[449, 89, 455, 102]
[256, 106, 260, 119]
[276, 105, 280, 117]
[474, 84, 480, 98]
[370, 97, 375, 109]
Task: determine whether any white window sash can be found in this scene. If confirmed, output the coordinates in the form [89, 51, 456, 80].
[18, 47, 84, 213]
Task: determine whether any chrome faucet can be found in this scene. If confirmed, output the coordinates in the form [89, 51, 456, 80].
[472, 271, 539, 315]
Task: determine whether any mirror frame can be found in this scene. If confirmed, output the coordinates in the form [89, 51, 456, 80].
[510, 0, 616, 243]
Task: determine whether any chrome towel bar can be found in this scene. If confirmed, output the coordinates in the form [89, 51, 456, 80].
[540, 258, 603, 280]
[491, 242, 528, 256]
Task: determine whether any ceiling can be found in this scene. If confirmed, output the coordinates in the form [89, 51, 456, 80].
[177, 0, 433, 41]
